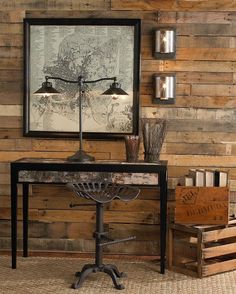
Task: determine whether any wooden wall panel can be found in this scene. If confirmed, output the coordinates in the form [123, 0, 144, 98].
[111, 1, 236, 11]
[0, 1, 110, 10]
[0, 1, 235, 257]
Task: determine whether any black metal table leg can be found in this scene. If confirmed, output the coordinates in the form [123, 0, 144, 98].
[159, 169, 168, 274]
[23, 183, 29, 257]
[11, 165, 18, 269]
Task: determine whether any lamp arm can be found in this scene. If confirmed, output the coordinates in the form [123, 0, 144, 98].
[45, 75, 117, 85]
[45, 76, 78, 84]
[84, 77, 116, 84]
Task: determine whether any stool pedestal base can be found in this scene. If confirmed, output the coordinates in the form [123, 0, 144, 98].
[72, 263, 125, 290]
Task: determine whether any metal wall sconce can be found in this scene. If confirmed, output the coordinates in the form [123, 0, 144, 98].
[154, 27, 176, 59]
[153, 73, 176, 104]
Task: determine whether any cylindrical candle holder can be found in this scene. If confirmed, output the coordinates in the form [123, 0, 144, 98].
[124, 135, 140, 162]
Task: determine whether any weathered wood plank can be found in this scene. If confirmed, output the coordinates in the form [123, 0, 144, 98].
[0, 70, 22, 82]
[192, 84, 236, 96]
[0, 208, 160, 224]
[202, 259, 236, 277]
[0, 94, 22, 105]
[0, 10, 25, 22]
[0, 47, 22, 58]
[0, 139, 32, 151]
[142, 60, 236, 72]
[177, 1, 236, 12]
[177, 48, 236, 61]
[142, 107, 236, 121]
[0, 116, 21, 128]
[0, 194, 161, 212]
[111, 0, 176, 11]
[160, 155, 236, 167]
[32, 185, 162, 201]
[141, 95, 236, 109]
[26, 10, 149, 19]
[165, 119, 236, 133]
[166, 131, 236, 144]
[162, 143, 227, 156]
[157, 12, 236, 24]
[0, 173, 9, 184]
[0, 1, 47, 10]
[142, 22, 236, 36]
[177, 36, 232, 48]
[141, 71, 233, 85]
[0, 162, 9, 173]
[0, 57, 22, 69]
[112, 0, 236, 11]
[32, 139, 125, 152]
[0, 129, 22, 138]
[0, 1, 110, 11]
[0, 151, 110, 162]
[46, 0, 110, 10]
[0, 220, 47, 238]
[0, 24, 22, 34]
[32, 139, 228, 156]
[177, 23, 236, 35]
[202, 226, 236, 242]
[0, 237, 160, 255]
[0, 105, 21, 116]
[0, 81, 22, 93]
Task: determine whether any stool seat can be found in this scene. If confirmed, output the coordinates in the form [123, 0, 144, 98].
[67, 182, 140, 203]
[67, 182, 140, 290]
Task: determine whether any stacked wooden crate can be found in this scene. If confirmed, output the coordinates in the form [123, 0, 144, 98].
[169, 186, 235, 277]
[168, 218, 236, 277]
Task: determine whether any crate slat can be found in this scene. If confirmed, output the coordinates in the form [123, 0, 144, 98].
[203, 243, 236, 259]
[202, 259, 236, 277]
[202, 226, 236, 242]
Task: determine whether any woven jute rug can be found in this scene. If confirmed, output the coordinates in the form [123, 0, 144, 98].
[0, 256, 235, 294]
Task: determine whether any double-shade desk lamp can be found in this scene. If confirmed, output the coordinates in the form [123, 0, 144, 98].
[34, 75, 128, 162]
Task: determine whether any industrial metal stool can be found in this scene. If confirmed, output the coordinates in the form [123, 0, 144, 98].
[67, 182, 140, 290]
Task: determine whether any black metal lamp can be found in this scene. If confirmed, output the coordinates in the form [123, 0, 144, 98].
[34, 81, 61, 95]
[34, 75, 128, 162]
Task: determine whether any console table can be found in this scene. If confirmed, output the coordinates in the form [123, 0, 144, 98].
[11, 158, 168, 273]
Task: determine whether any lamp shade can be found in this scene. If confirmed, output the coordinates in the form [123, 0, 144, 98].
[102, 82, 128, 95]
[34, 81, 61, 95]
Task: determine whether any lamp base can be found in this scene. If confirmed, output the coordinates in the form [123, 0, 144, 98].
[67, 149, 95, 162]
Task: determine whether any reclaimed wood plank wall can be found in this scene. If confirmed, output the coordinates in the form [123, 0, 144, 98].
[0, 0, 236, 256]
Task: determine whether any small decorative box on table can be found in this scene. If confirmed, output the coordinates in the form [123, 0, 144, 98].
[168, 217, 236, 278]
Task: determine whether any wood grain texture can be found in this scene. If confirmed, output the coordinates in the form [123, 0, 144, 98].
[169, 218, 236, 277]
[111, 0, 236, 11]
[175, 187, 229, 224]
[1, 4, 236, 255]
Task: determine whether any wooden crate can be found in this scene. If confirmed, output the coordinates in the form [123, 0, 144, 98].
[175, 186, 229, 225]
[168, 218, 236, 278]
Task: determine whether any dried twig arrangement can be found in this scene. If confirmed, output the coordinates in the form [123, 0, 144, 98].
[141, 118, 167, 162]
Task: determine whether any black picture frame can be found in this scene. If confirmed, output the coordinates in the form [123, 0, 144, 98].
[23, 18, 141, 139]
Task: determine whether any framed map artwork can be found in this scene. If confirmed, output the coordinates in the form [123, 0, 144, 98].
[23, 18, 141, 138]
